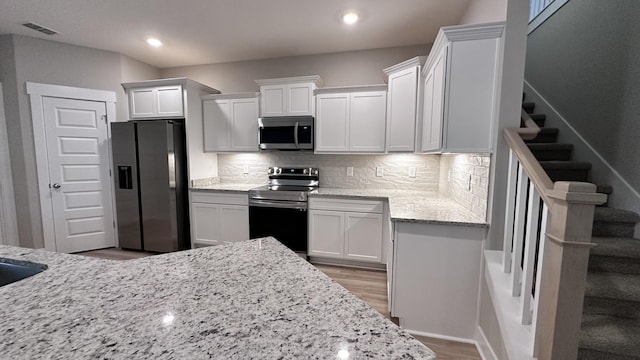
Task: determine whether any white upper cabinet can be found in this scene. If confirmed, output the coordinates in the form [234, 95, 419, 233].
[315, 85, 387, 153]
[128, 85, 183, 119]
[419, 22, 505, 153]
[255, 76, 324, 117]
[202, 93, 260, 152]
[383, 56, 426, 152]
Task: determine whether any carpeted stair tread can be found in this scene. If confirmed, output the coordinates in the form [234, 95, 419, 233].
[523, 101, 536, 113]
[596, 185, 614, 195]
[527, 143, 574, 160]
[528, 113, 547, 127]
[539, 160, 592, 170]
[524, 127, 559, 143]
[583, 296, 640, 320]
[591, 237, 640, 259]
[579, 313, 640, 359]
[594, 207, 640, 224]
[585, 272, 640, 302]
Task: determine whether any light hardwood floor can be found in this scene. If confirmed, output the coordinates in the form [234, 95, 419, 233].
[76, 248, 481, 359]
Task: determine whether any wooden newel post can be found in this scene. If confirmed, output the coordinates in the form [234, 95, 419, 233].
[536, 182, 607, 360]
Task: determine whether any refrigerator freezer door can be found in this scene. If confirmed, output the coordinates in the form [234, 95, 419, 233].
[111, 122, 142, 250]
[137, 120, 180, 252]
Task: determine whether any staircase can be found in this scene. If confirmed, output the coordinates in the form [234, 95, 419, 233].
[523, 99, 640, 359]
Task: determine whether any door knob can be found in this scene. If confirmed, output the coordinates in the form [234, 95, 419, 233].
[52, 183, 61, 189]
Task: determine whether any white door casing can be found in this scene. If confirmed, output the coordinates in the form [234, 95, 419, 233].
[27, 82, 117, 252]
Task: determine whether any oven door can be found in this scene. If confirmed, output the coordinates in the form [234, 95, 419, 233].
[249, 199, 308, 254]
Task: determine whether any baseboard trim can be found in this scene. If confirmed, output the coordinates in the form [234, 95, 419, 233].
[475, 326, 499, 360]
[309, 257, 386, 271]
[404, 328, 477, 345]
[524, 80, 640, 227]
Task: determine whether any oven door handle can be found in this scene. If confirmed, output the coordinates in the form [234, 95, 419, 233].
[294, 121, 299, 148]
[249, 199, 307, 210]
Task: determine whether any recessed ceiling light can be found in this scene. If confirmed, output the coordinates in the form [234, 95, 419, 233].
[146, 37, 163, 48]
[342, 12, 359, 25]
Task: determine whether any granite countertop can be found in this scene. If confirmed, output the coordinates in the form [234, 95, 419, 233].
[0, 239, 435, 359]
[190, 183, 264, 192]
[310, 188, 487, 227]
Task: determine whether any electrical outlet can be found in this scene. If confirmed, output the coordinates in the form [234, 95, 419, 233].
[347, 166, 354, 177]
[408, 167, 417, 178]
[468, 174, 472, 191]
[243, 165, 249, 174]
[376, 166, 384, 177]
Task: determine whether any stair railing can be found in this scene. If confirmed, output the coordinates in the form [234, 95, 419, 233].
[492, 109, 606, 359]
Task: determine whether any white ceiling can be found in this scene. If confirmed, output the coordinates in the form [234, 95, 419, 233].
[0, 0, 472, 68]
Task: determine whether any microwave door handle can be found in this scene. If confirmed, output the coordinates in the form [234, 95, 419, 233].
[294, 121, 299, 148]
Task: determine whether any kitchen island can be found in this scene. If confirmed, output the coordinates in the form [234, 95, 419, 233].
[0, 238, 435, 359]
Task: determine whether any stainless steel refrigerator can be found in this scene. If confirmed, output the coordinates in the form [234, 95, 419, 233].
[111, 120, 189, 252]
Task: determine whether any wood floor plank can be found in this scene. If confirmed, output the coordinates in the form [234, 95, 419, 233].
[76, 249, 481, 359]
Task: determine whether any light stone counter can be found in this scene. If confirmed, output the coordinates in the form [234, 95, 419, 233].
[190, 183, 264, 192]
[0, 238, 435, 359]
[310, 188, 487, 227]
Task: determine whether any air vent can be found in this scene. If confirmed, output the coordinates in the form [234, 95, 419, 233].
[22, 22, 59, 35]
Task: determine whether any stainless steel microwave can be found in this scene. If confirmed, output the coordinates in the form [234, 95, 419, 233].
[258, 116, 313, 150]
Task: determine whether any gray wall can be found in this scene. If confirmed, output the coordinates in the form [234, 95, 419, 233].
[0, 34, 159, 248]
[160, 44, 430, 92]
[459, 0, 507, 24]
[525, 0, 640, 193]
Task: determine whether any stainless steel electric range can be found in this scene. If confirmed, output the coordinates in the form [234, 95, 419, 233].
[248, 167, 319, 257]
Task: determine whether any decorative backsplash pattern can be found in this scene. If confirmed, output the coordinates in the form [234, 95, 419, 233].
[218, 153, 441, 190]
[216, 152, 490, 219]
[439, 154, 491, 220]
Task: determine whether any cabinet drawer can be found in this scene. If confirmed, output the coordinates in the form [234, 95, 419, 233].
[190, 191, 248, 205]
[309, 197, 383, 214]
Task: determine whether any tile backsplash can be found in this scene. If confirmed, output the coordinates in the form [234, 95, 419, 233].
[439, 154, 491, 220]
[218, 153, 441, 190]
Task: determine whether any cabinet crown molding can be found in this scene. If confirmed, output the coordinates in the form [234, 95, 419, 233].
[122, 77, 220, 94]
[255, 75, 324, 87]
[202, 92, 260, 101]
[383, 56, 427, 75]
[423, 21, 505, 77]
[314, 84, 388, 95]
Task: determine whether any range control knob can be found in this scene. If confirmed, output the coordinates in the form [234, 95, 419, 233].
[311, 169, 318, 175]
[275, 168, 282, 175]
[267, 167, 274, 174]
[303, 168, 309, 175]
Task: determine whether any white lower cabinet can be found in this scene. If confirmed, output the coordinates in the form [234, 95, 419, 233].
[190, 191, 249, 247]
[390, 221, 486, 340]
[308, 198, 384, 264]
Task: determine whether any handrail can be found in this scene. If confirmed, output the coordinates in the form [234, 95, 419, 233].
[504, 110, 553, 204]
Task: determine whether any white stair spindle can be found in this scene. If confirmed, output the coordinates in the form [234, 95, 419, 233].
[530, 203, 550, 357]
[503, 149, 518, 273]
[511, 166, 529, 297]
[520, 185, 541, 325]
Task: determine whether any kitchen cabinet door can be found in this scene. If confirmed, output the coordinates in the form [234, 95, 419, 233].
[230, 98, 259, 151]
[203, 99, 232, 152]
[386, 67, 419, 152]
[260, 85, 286, 117]
[219, 205, 249, 244]
[129, 86, 183, 119]
[287, 83, 314, 116]
[349, 91, 386, 152]
[155, 86, 184, 117]
[191, 202, 221, 246]
[315, 93, 350, 152]
[344, 212, 383, 262]
[420, 45, 446, 152]
[308, 210, 344, 258]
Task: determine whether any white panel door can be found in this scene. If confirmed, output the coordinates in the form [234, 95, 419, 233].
[349, 91, 387, 152]
[261, 85, 286, 117]
[219, 205, 249, 244]
[287, 83, 314, 116]
[387, 67, 418, 152]
[43, 97, 114, 253]
[344, 212, 383, 262]
[203, 99, 232, 151]
[155, 86, 184, 117]
[315, 93, 349, 152]
[308, 210, 344, 258]
[191, 202, 221, 245]
[231, 98, 259, 151]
